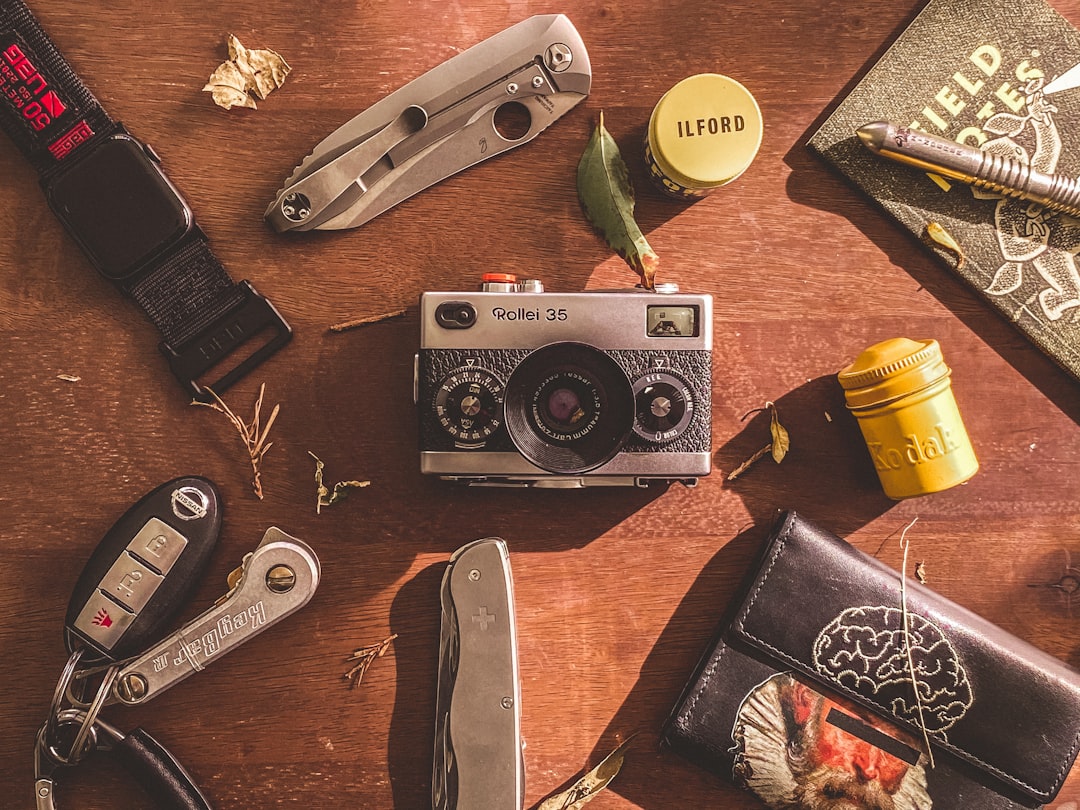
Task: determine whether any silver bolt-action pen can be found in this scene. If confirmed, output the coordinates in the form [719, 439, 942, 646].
[857, 120, 1080, 218]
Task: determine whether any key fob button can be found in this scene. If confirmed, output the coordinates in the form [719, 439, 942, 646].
[126, 517, 189, 573]
[99, 552, 164, 612]
[65, 476, 222, 662]
[72, 591, 137, 649]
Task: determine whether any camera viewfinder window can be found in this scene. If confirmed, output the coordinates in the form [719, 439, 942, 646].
[647, 306, 698, 337]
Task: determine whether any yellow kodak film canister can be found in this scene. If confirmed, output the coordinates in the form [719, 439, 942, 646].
[644, 73, 763, 199]
[838, 338, 978, 500]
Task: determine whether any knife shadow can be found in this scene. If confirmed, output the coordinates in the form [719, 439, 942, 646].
[387, 562, 445, 809]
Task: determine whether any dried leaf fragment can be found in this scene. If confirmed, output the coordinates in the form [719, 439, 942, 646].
[538, 735, 637, 810]
[203, 34, 291, 110]
[927, 221, 965, 269]
[577, 111, 659, 289]
[203, 60, 256, 110]
[344, 634, 398, 687]
[192, 384, 279, 499]
[727, 401, 790, 480]
[228, 35, 290, 100]
[309, 451, 370, 514]
[768, 402, 790, 463]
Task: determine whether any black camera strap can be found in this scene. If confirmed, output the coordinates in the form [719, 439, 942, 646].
[0, 0, 291, 400]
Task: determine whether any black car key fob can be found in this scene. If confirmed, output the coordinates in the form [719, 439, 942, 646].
[64, 476, 222, 663]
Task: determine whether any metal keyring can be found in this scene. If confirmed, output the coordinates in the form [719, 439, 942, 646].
[45, 649, 85, 752]
[38, 709, 99, 770]
[66, 658, 125, 709]
[66, 664, 119, 765]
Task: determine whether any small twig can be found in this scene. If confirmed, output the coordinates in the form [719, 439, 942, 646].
[329, 308, 407, 333]
[899, 516, 935, 768]
[726, 445, 771, 480]
[344, 634, 398, 687]
[191, 383, 280, 499]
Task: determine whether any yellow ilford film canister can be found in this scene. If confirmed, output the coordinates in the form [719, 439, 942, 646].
[838, 338, 978, 500]
[644, 73, 763, 199]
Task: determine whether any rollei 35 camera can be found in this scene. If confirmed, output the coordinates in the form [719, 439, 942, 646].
[415, 274, 713, 487]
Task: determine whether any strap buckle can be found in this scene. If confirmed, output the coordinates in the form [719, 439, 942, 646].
[161, 281, 292, 402]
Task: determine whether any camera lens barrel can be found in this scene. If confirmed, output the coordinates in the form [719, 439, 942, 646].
[504, 343, 634, 474]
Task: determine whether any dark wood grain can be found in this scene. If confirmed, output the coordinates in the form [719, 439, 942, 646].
[4, 1, 1080, 808]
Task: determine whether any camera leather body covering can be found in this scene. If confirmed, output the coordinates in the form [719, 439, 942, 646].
[663, 511, 1080, 809]
[415, 281, 713, 488]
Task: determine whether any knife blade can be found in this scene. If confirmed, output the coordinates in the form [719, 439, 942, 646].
[433, 537, 523, 810]
[266, 14, 591, 232]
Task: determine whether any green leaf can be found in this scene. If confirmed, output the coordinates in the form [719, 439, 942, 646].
[577, 111, 659, 289]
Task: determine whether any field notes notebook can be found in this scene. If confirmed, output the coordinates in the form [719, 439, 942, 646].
[808, 0, 1080, 382]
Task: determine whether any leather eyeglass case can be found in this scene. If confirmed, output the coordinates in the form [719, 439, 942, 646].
[662, 511, 1080, 809]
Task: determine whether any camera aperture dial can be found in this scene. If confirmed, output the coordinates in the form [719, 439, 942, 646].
[434, 366, 506, 446]
[632, 369, 696, 443]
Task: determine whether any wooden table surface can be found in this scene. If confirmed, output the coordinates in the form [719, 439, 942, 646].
[4, 0, 1080, 807]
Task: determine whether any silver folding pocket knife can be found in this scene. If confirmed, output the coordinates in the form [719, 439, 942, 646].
[433, 537, 523, 810]
[266, 14, 591, 232]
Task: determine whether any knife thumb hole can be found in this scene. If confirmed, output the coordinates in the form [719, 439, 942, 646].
[494, 101, 532, 141]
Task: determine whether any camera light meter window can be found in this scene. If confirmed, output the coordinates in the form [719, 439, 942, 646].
[504, 343, 634, 474]
[647, 305, 698, 337]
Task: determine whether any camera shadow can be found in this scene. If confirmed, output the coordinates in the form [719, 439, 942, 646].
[716, 374, 894, 532]
[582, 375, 896, 808]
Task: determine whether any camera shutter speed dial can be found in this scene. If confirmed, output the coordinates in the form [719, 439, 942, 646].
[632, 371, 695, 443]
[434, 366, 506, 445]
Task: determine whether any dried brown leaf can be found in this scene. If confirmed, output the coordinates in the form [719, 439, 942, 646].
[768, 402, 790, 463]
[538, 735, 637, 810]
[203, 34, 290, 110]
[728, 401, 790, 479]
[202, 61, 256, 110]
[227, 34, 290, 100]
[927, 221, 965, 269]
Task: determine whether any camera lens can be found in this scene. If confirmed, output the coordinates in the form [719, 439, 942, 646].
[504, 343, 634, 474]
[532, 372, 602, 441]
[435, 301, 477, 329]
